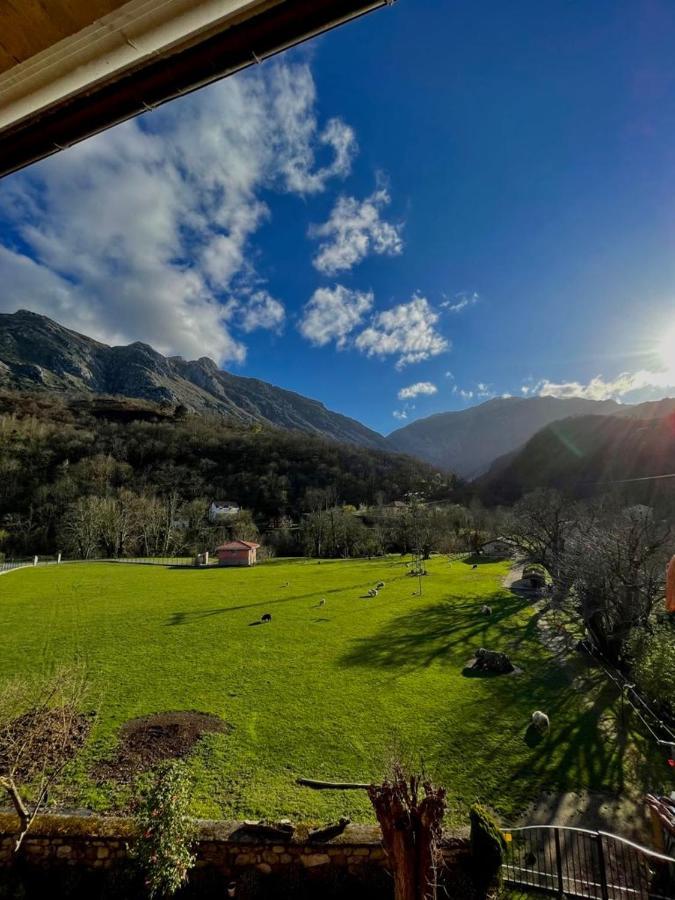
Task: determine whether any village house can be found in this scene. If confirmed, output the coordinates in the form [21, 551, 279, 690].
[478, 538, 516, 559]
[209, 500, 241, 522]
[215, 540, 260, 567]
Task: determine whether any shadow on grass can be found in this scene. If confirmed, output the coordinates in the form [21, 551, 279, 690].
[165, 577, 409, 626]
[340, 592, 530, 670]
[512, 680, 631, 793]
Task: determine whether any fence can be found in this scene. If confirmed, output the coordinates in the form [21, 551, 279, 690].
[502, 825, 675, 899]
[0, 554, 218, 575]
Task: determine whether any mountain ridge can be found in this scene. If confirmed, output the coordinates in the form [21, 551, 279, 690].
[3, 309, 674, 481]
[0, 309, 388, 450]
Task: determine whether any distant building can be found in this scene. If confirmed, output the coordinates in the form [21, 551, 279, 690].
[478, 538, 516, 558]
[215, 540, 260, 567]
[522, 564, 547, 589]
[380, 500, 407, 514]
[209, 500, 241, 522]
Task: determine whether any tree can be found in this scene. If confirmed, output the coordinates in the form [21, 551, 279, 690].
[368, 765, 447, 900]
[0, 667, 90, 852]
[506, 488, 574, 582]
[562, 504, 671, 663]
[60, 496, 102, 558]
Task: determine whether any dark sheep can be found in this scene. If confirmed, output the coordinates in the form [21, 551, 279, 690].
[261, 613, 272, 623]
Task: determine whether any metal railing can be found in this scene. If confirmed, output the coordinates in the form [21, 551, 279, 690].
[502, 825, 675, 899]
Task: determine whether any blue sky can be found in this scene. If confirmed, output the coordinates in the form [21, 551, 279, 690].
[1, 0, 675, 434]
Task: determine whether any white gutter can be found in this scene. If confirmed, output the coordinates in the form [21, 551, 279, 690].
[0, 0, 279, 132]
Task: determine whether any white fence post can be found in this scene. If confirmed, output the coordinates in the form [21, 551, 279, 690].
[33, 555, 38, 566]
[57, 552, 62, 564]
[204, 551, 209, 566]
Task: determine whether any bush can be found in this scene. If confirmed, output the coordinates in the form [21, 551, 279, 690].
[469, 803, 506, 896]
[133, 761, 196, 898]
[627, 620, 675, 716]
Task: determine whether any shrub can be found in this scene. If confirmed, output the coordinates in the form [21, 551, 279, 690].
[469, 803, 506, 896]
[133, 761, 196, 898]
[627, 620, 675, 716]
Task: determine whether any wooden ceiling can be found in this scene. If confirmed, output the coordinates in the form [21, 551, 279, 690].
[0, 1, 129, 75]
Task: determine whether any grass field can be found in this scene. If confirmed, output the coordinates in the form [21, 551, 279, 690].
[0, 556, 663, 827]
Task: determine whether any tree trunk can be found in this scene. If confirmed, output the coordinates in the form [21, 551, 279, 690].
[368, 768, 446, 900]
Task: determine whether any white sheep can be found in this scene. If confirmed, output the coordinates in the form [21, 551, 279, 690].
[367, 588, 379, 597]
[319, 598, 326, 607]
[376, 581, 385, 589]
[531, 710, 550, 732]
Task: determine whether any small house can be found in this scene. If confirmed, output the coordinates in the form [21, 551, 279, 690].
[215, 540, 260, 567]
[522, 564, 547, 590]
[478, 538, 515, 559]
[209, 500, 241, 522]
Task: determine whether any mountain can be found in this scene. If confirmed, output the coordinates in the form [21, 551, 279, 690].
[385, 395, 623, 477]
[0, 310, 387, 450]
[478, 410, 675, 505]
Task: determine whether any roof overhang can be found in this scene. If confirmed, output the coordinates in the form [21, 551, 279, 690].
[0, 0, 389, 179]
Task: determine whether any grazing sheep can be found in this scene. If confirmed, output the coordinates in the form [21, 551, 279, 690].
[319, 598, 326, 607]
[261, 613, 272, 623]
[531, 710, 550, 732]
[366, 588, 379, 598]
[481, 604, 492, 616]
[472, 564, 478, 569]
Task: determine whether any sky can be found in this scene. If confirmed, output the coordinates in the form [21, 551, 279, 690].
[1, 0, 675, 435]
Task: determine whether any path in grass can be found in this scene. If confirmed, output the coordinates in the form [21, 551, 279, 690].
[0, 556, 663, 827]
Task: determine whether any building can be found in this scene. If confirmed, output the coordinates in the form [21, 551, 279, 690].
[215, 540, 260, 567]
[478, 538, 516, 559]
[209, 500, 241, 522]
[522, 564, 547, 590]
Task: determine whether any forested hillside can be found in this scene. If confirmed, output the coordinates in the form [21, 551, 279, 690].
[0, 391, 455, 557]
[478, 412, 675, 510]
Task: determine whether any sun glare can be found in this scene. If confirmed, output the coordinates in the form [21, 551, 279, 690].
[657, 325, 675, 380]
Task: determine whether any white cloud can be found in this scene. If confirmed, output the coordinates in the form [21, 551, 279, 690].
[534, 369, 674, 401]
[452, 385, 474, 400]
[298, 284, 373, 348]
[310, 187, 403, 275]
[0, 62, 354, 364]
[236, 290, 285, 333]
[392, 409, 408, 420]
[355, 294, 449, 369]
[398, 381, 437, 400]
[441, 291, 479, 313]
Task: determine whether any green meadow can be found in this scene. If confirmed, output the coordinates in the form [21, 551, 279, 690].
[0, 557, 660, 826]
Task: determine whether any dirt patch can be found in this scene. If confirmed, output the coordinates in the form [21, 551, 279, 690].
[96, 711, 231, 782]
[0, 707, 92, 780]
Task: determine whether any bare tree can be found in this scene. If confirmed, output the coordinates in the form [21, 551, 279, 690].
[368, 765, 447, 900]
[0, 668, 91, 852]
[562, 503, 671, 663]
[506, 488, 574, 581]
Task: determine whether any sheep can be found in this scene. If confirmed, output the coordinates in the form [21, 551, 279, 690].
[318, 598, 326, 607]
[472, 564, 478, 569]
[531, 710, 550, 732]
[481, 604, 492, 616]
[366, 588, 379, 598]
[375, 581, 385, 589]
[261, 613, 272, 623]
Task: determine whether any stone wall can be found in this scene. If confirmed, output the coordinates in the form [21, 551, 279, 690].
[0, 811, 471, 899]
